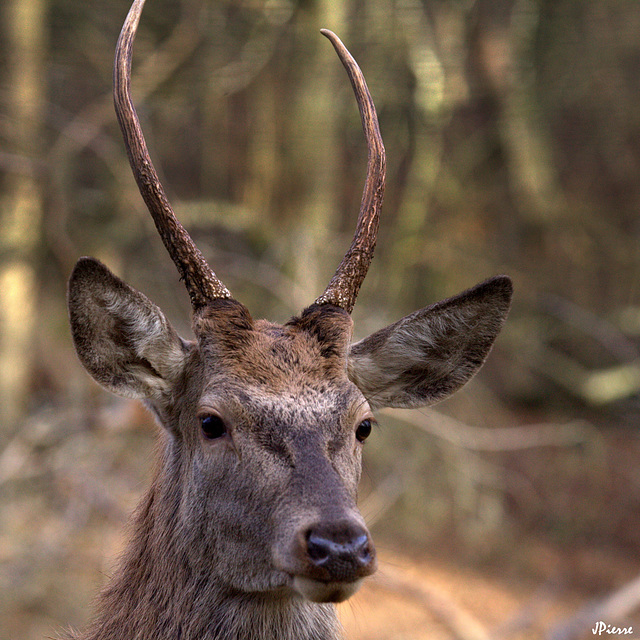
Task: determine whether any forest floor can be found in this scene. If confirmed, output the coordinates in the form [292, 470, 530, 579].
[340, 543, 639, 640]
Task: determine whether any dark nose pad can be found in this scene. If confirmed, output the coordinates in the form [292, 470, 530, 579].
[305, 522, 376, 582]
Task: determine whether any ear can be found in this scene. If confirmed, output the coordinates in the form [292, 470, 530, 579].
[68, 257, 189, 400]
[347, 276, 512, 410]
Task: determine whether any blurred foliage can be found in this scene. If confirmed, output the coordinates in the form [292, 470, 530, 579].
[3, 0, 640, 637]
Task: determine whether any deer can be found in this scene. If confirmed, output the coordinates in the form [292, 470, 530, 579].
[66, 0, 513, 638]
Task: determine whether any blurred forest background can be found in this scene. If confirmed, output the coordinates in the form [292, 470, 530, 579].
[3, 0, 640, 638]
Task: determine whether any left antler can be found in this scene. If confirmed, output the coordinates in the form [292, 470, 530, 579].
[314, 29, 386, 314]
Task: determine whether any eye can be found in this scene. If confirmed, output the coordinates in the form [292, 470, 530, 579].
[200, 413, 227, 440]
[355, 418, 373, 443]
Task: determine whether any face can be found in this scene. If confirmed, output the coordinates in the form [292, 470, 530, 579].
[162, 302, 377, 602]
[68, 259, 511, 605]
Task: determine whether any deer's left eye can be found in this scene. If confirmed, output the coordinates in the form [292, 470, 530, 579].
[200, 414, 227, 440]
[355, 419, 373, 443]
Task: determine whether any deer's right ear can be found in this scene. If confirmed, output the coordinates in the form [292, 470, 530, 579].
[347, 276, 512, 410]
[68, 257, 189, 400]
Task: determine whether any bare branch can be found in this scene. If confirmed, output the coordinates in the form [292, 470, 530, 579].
[548, 574, 640, 640]
[382, 408, 594, 452]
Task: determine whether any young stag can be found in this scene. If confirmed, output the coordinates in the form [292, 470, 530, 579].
[67, 0, 513, 638]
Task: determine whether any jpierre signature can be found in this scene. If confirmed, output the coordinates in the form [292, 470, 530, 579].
[592, 622, 633, 636]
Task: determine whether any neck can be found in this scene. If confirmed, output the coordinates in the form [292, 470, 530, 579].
[73, 480, 341, 640]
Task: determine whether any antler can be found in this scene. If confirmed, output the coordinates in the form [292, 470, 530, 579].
[114, 0, 232, 309]
[314, 30, 386, 314]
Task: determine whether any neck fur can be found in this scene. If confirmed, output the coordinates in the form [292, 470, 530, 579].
[71, 481, 341, 640]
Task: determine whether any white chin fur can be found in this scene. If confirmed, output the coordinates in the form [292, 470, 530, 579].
[292, 576, 364, 603]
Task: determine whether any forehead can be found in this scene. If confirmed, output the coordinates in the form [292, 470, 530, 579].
[199, 320, 354, 399]
[194, 301, 354, 390]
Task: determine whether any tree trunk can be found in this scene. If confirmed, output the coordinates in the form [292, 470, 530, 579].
[0, 0, 47, 430]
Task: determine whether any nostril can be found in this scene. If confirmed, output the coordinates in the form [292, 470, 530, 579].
[351, 534, 372, 565]
[306, 533, 332, 565]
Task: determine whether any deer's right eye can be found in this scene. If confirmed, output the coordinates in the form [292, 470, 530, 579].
[355, 418, 373, 443]
[200, 414, 227, 440]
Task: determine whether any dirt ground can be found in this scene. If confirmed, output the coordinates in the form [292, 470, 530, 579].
[339, 546, 619, 640]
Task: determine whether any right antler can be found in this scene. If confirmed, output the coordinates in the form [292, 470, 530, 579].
[114, 0, 232, 310]
[314, 30, 386, 315]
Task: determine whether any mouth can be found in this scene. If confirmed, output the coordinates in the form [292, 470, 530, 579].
[292, 575, 364, 603]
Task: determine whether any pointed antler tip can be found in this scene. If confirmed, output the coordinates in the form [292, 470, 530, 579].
[320, 29, 342, 48]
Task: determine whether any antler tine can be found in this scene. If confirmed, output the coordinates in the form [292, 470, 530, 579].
[314, 30, 386, 314]
[114, 0, 232, 309]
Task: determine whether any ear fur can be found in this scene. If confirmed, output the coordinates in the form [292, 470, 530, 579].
[68, 257, 188, 400]
[347, 276, 513, 409]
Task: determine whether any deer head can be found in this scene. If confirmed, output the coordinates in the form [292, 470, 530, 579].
[67, 0, 512, 637]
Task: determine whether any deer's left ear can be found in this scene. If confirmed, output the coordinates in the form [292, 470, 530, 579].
[347, 276, 512, 410]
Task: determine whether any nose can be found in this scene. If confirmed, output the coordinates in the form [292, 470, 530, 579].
[303, 521, 376, 582]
